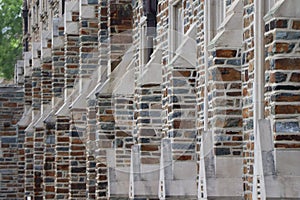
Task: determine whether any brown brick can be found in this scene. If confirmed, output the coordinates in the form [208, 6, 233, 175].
[174, 155, 192, 161]
[141, 145, 159, 151]
[290, 73, 300, 82]
[292, 20, 300, 29]
[71, 145, 86, 151]
[273, 42, 289, 53]
[275, 58, 300, 70]
[173, 71, 191, 77]
[100, 115, 115, 122]
[3, 102, 17, 107]
[173, 119, 196, 129]
[57, 188, 69, 193]
[275, 143, 300, 148]
[45, 186, 55, 192]
[214, 67, 241, 82]
[57, 137, 69, 142]
[274, 105, 300, 114]
[275, 135, 300, 141]
[216, 49, 237, 58]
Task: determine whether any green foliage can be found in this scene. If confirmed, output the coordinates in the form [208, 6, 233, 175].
[0, 0, 23, 79]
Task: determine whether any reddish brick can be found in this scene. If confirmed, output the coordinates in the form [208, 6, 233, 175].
[274, 105, 300, 114]
[275, 135, 300, 141]
[141, 145, 159, 151]
[216, 49, 237, 58]
[273, 42, 289, 53]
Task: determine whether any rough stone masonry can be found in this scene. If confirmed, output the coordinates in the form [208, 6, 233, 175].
[0, 0, 300, 199]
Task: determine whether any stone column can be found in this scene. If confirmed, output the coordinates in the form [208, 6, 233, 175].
[52, 17, 65, 104]
[86, 99, 97, 200]
[33, 126, 44, 200]
[136, 84, 162, 164]
[31, 42, 42, 118]
[41, 30, 53, 111]
[43, 120, 56, 200]
[264, 17, 300, 148]
[68, 108, 87, 200]
[64, 1, 80, 98]
[95, 95, 115, 199]
[55, 116, 70, 200]
[207, 48, 243, 156]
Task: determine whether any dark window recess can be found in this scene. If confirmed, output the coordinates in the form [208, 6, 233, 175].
[62, 0, 65, 15]
[22, 1, 29, 51]
[142, 0, 158, 35]
[142, 0, 158, 63]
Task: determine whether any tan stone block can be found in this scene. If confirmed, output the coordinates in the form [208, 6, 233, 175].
[141, 157, 159, 164]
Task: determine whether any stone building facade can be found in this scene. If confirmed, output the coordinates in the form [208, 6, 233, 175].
[0, 0, 300, 199]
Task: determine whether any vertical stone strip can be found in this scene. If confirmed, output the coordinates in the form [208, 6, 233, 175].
[242, 1, 255, 198]
[55, 116, 70, 200]
[86, 99, 97, 200]
[33, 126, 44, 200]
[25, 128, 34, 198]
[98, 0, 109, 79]
[24, 52, 33, 109]
[15, 60, 27, 198]
[17, 124, 26, 200]
[265, 17, 300, 148]
[44, 121, 56, 200]
[31, 42, 41, 116]
[195, 0, 206, 136]
[193, 1, 206, 191]
[41, 30, 53, 108]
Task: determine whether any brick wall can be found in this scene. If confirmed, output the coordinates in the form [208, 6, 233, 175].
[2, 0, 300, 199]
[242, 1, 255, 198]
[0, 86, 24, 200]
